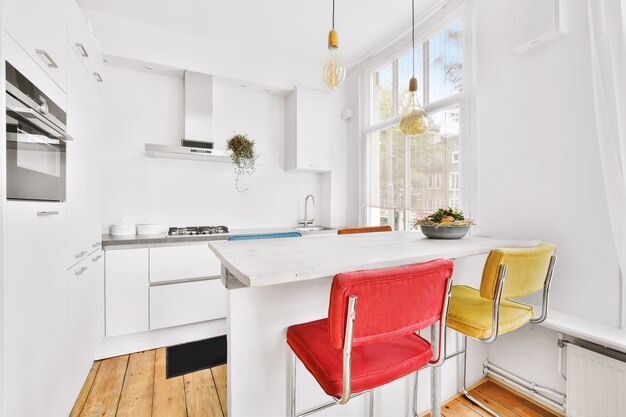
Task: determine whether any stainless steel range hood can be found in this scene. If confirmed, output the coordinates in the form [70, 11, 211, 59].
[145, 71, 230, 162]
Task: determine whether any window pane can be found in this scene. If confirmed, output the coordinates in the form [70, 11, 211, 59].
[371, 63, 394, 123]
[367, 128, 407, 227]
[397, 46, 424, 112]
[428, 21, 463, 103]
[408, 105, 460, 222]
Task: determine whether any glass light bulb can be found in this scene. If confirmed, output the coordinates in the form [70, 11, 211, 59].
[399, 91, 429, 135]
[321, 48, 346, 90]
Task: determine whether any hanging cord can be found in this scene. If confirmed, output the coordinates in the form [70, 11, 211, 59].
[411, 0, 415, 77]
[332, 0, 335, 29]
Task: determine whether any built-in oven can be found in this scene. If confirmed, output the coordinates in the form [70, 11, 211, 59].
[5, 61, 73, 201]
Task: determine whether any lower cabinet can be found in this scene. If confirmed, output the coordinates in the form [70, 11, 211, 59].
[104, 244, 227, 338]
[105, 248, 149, 337]
[68, 250, 105, 400]
[150, 279, 227, 330]
[5, 201, 69, 417]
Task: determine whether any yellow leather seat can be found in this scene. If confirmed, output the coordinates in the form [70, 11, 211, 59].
[447, 285, 533, 339]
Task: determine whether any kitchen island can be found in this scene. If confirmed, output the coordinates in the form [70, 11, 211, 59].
[209, 232, 539, 417]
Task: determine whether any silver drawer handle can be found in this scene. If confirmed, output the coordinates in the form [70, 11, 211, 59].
[92, 242, 101, 248]
[75, 250, 88, 259]
[35, 49, 58, 68]
[75, 266, 88, 276]
[37, 211, 59, 216]
[92, 254, 102, 262]
[75, 42, 89, 57]
[93, 72, 103, 82]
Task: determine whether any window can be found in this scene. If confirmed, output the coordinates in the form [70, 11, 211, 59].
[364, 18, 466, 231]
[449, 172, 460, 191]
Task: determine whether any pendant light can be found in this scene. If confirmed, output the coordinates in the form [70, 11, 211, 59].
[399, 0, 430, 135]
[321, 0, 346, 90]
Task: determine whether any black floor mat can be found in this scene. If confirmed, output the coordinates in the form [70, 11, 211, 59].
[166, 335, 227, 378]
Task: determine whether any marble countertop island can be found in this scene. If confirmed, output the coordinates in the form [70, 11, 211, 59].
[209, 232, 540, 287]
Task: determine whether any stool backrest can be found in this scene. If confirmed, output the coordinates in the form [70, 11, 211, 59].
[327, 259, 453, 349]
[337, 226, 392, 235]
[227, 231, 302, 241]
[479, 243, 556, 300]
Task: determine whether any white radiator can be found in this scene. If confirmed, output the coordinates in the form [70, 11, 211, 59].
[567, 344, 626, 416]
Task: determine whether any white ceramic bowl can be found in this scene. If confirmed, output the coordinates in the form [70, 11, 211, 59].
[137, 222, 161, 235]
[110, 223, 136, 236]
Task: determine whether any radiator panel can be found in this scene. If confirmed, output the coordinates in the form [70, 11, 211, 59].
[567, 344, 626, 417]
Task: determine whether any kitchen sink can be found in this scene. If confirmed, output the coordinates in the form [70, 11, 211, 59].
[295, 226, 335, 233]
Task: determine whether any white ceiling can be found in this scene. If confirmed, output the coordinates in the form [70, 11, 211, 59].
[78, 0, 440, 76]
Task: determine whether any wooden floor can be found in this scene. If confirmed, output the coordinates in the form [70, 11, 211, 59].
[71, 348, 227, 417]
[71, 348, 559, 417]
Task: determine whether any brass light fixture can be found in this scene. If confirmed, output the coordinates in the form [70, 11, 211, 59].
[399, 0, 430, 135]
[321, 0, 346, 90]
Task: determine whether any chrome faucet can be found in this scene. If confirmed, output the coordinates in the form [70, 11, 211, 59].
[298, 194, 315, 227]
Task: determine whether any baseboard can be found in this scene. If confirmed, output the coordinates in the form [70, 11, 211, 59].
[95, 319, 227, 359]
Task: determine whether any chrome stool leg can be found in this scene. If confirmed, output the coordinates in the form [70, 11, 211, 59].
[412, 370, 419, 417]
[289, 350, 297, 417]
[367, 389, 374, 417]
[460, 335, 500, 417]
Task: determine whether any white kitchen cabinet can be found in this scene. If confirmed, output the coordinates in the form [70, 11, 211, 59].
[68, 0, 104, 81]
[5, 0, 68, 91]
[150, 279, 227, 330]
[285, 86, 333, 172]
[68, 250, 104, 401]
[66, 20, 103, 268]
[5, 201, 69, 417]
[105, 248, 150, 337]
[149, 244, 222, 284]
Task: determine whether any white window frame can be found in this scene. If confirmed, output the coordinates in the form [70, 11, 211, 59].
[359, 0, 476, 230]
[449, 171, 460, 191]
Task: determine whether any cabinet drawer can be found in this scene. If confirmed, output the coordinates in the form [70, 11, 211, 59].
[149, 245, 222, 284]
[150, 279, 226, 330]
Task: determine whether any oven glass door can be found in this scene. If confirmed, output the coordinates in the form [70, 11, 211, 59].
[6, 111, 66, 201]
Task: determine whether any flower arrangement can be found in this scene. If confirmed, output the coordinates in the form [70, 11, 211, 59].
[226, 133, 259, 191]
[414, 208, 475, 228]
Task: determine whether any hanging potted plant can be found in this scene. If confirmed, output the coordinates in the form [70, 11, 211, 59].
[226, 133, 259, 192]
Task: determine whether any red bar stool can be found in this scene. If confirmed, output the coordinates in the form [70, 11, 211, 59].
[286, 259, 454, 417]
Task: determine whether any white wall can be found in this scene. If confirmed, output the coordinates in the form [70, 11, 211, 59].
[100, 65, 325, 230]
[473, 0, 620, 328]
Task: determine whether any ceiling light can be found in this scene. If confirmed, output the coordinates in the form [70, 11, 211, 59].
[321, 0, 346, 91]
[399, 0, 431, 136]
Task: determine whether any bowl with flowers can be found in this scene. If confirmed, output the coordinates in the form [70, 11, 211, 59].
[414, 208, 474, 239]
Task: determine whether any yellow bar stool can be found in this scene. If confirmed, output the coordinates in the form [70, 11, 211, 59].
[446, 243, 557, 416]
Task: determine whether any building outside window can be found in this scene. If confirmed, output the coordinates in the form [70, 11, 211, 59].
[364, 17, 467, 230]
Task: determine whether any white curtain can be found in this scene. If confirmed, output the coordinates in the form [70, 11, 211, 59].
[587, 0, 626, 327]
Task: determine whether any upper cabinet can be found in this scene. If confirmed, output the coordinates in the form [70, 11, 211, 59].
[5, 0, 68, 91]
[68, 0, 105, 83]
[285, 87, 333, 172]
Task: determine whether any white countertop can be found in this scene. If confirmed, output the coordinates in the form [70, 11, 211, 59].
[208, 231, 540, 287]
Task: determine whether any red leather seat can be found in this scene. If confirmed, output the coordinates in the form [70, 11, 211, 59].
[287, 318, 433, 397]
[287, 259, 454, 403]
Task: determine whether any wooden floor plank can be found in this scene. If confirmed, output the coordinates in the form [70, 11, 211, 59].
[152, 348, 187, 417]
[442, 399, 485, 417]
[79, 355, 129, 417]
[211, 365, 227, 417]
[184, 369, 224, 417]
[474, 381, 558, 417]
[456, 396, 494, 417]
[70, 361, 102, 417]
[117, 350, 156, 417]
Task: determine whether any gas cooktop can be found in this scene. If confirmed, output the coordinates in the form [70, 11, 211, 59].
[167, 226, 230, 236]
